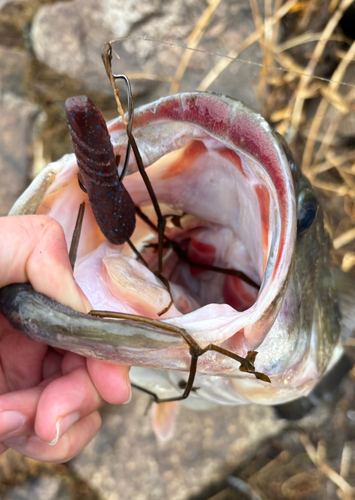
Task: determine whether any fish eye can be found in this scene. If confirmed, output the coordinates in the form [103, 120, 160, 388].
[297, 189, 318, 235]
[297, 201, 318, 231]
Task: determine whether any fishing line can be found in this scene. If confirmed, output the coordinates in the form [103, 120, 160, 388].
[109, 35, 355, 90]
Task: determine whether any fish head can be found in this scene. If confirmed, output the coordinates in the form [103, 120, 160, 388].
[8, 92, 341, 406]
[237, 133, 341, 404]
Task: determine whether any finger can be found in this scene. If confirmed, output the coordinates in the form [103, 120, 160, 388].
[61, 351, 87, 375]
[0, 387, 43, 442]
[0, 320, 48, 392]
[35, 366, 104, 444]
[62, 353, 131, 405]
[87, 358, 131, 405]
[4, 412, 101, 463]
[0, 215, 89, 312]
[42, 348, 63, 380]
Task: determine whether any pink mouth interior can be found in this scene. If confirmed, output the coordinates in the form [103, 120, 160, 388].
[73, 137, 279, 321]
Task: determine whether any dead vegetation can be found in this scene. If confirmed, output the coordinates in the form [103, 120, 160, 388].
[152, 1, 355, 498]
[108, 0, 355, 275]
[161, 0, 355, 276]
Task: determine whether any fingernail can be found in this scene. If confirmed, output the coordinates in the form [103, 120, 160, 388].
[0, 411, 25, 439]
[49, 412, 80, 446]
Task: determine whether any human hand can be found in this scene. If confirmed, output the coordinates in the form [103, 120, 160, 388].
[0, 215, 131, 462]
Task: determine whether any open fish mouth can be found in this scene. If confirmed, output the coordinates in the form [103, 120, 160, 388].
[9, 92, 297, 382]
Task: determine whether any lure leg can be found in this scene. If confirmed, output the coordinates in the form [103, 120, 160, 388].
[127, 239, 173, 315]
[88, 308, 270, 403]
[131, 354, 198, 404]
[127, 239, 150, 269]
[135, 205, 260, 290]
[102, 43, 174, 314]
[197, 346, 270, 382]
[69, 201, 86, 271]
[127, 133, 173, 316]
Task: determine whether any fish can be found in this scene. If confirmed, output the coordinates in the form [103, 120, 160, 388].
[0, 91, 352, 439]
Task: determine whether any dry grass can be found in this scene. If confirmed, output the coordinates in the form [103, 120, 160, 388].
[161, 1, 355, 498]
[107, 3, 355, 499]
[139, 0, 355, 274]
[110, 0, 355, 274]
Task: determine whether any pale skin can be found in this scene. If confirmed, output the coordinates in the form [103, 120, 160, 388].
[0, 215, 131, 462]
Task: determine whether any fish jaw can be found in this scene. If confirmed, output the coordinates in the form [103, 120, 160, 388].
[109, 93, 297, 348]
[8, 91, 326, 392]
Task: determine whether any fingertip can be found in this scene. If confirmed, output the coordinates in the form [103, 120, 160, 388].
[0, 387, 42, 441]
[5, 411, 102, 463]
[61, 352, 86, 375]
[0, 215, 88, 313]
[24, 216, 87, 313]
[35, 366, 103, 443]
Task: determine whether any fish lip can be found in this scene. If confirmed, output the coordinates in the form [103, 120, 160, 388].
[108, 92, 297, 347]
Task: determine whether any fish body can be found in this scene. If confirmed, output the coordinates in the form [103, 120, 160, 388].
[0, 92, 346, 413]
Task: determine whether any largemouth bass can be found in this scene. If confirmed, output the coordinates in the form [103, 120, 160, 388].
[0, 92, 349, 434]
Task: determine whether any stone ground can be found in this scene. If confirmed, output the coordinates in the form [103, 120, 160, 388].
[0, 389, 285, 499]
[70, 394, 282, 500]
[0, 46, 38, 216]
[1, 368, 355, 500]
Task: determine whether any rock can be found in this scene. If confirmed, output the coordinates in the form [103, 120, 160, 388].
[0, 47, 39, 217]
[0, 46, 27, 97]
[0, 92, 38, 216]
[70, 390, 283, 500]
[0, 36, 39, 218]
[31, 0, 261, 107]
[0, 0, 27, 8]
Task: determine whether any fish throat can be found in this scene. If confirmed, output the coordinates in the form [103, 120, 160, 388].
[89, 134, 280, 318]
[62, 92, 296, 367]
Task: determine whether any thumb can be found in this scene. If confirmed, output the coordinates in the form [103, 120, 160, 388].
[0, 215, 88, 313]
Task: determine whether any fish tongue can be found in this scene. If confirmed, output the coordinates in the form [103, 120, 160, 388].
[103, 253, 201, 319]
[103, 253, 179, 318]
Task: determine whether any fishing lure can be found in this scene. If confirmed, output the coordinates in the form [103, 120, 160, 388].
[65, 95, 136, 246]
[60, 43, 270, 402]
